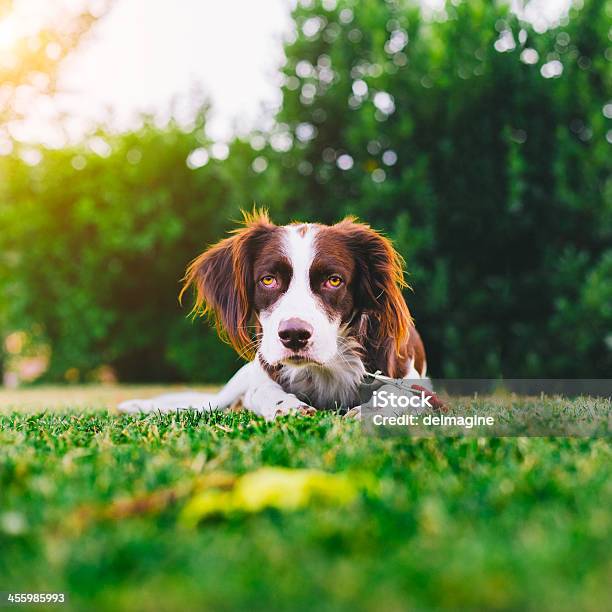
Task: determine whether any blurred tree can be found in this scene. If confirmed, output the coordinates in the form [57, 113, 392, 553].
[0, 0, 609, 383]
[262, 0, 611, 377]
[0, 0, 112, 380]
[0, 117, 273, 381]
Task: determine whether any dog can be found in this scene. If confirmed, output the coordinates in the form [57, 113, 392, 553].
[118, 210, 427, 420]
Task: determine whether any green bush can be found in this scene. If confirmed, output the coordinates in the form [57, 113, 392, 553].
[0, 0, 609, 382]
[269, 0, 612, 377]
[0, 123, 258, 381]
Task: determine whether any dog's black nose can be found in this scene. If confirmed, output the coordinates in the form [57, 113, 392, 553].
[278, 318, 313, 351]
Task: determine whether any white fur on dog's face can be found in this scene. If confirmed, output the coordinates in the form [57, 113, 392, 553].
[258, 225, 341, 366]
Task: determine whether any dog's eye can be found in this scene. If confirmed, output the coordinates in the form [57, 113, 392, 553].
[325, 275, 343, 288]
[260, 275, 277, 288]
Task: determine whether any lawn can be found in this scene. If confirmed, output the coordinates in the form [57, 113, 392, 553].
[0, 386, 610, 611]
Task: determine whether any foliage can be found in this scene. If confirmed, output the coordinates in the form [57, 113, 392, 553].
[0, 122, 262, 381]
[0, 393, 611, 611]
[271, 0, 611, 377]
[0, 0, 610, 382]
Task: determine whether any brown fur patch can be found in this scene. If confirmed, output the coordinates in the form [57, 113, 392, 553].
[179, 208, 280, 358]
[314, 218, 414, 375]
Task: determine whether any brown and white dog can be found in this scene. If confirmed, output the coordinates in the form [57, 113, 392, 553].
[118, 210, 427, 420]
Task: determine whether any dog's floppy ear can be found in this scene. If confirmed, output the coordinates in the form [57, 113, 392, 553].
[180, 208, 276, 357]
[338, 218, 413, 360]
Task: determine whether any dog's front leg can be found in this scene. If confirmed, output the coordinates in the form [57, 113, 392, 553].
[242, 361, 315, 421]
[117, 362, 254, 414]
[243, 382, 315, 421]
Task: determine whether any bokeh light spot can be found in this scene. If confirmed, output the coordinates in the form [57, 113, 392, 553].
[302, 17, 324, 38]
[270, 131, 293, 152]
[298, 160, 313, 175]
[251, 156, 268, 173]
[339, 8, 353, 24]
[382, 150, 397, 166]
[541, 60, 563, 78]
[494, 30, 516, 53]
[186, 147, 209, 169]
[371, 168, 386, 183]
[373, 91, 395, 115]
[296, 60, 314, 78]
[88, 137, 112, 158]
[20, 148, 42, 166]
[336, 153, 354, 170]
[520, 48, 539, 64]
[296, 122, 316, 142]
[250, 133, 266, 150]
[71, 155, 87, 170]
[126, 148, 142, 164]
[211, 142, 229, 160]
[352, 79, 368, 97]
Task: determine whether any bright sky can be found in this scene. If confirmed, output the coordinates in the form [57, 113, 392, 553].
[59, 0, 292, 142]
[2, 0, 573, 146]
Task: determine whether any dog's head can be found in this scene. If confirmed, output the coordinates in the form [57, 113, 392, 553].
[180, 209, 412, 371]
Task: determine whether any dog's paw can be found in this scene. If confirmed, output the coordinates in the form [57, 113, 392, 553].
[343, 405, 362, 420]
[262, 397, 317, 421]
[273, 405, 317, 420]
[297, 405, 317, 417]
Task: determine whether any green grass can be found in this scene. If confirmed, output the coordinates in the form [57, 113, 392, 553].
[0, 388, 610, 611]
